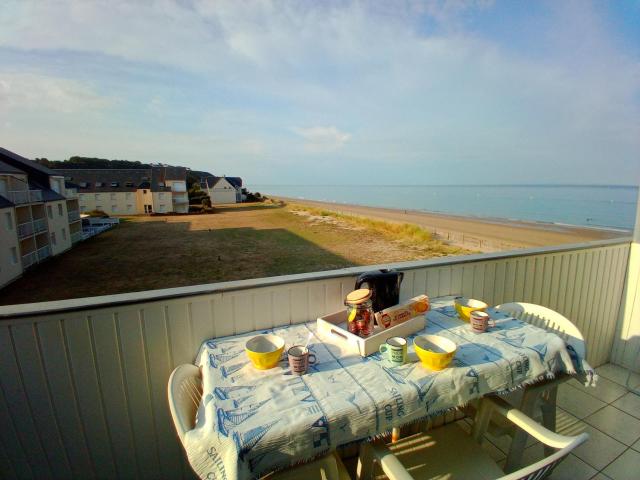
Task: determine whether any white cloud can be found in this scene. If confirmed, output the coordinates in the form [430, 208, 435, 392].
[0, 72, 114, 114]
[292, 126, 352, 153]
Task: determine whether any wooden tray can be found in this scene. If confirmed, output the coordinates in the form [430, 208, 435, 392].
[316, 310, 426, 357]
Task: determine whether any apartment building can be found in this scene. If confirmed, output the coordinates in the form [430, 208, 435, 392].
[0, 147, 82, 288]
[57, 166, 189, 215]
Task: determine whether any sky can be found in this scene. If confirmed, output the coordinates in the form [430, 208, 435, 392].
[0, 0, 639, 186]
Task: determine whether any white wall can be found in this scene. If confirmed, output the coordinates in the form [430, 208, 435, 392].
[0, 238, 631, 479]
[45, 200, 72, 256]
[80, 192, 141, 215]
[0, 207, 22, 287]
[210, 177, 237, 204]
[611, 190, 640, 371]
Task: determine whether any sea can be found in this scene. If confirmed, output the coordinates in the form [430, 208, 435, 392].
[249, 185, 638, 231]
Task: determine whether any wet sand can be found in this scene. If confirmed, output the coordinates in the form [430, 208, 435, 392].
[277, 197, 629, 252]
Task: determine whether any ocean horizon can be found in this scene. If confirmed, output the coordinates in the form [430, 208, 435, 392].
[249, 184, 639, 231]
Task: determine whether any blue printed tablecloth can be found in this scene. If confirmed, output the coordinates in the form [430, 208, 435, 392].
[184, 297, 592, 480]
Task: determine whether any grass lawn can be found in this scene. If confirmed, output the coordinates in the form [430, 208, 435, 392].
[0, 203, 471, 305]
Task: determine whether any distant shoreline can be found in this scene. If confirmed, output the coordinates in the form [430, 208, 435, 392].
[274, 196, 628, 252]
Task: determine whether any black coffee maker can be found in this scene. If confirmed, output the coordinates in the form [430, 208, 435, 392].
[355, 269, 404, 312]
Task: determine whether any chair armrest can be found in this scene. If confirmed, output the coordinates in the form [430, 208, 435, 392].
[370, 442, 415, 480]
[484, 397, 587, 449]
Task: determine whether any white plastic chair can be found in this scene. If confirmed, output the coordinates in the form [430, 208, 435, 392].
[168, 364, 351, 480]
[361, 396, 588, 480]
[493, 302, 586, 472]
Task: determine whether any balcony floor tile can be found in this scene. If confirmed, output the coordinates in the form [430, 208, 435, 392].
[569, 376, 629, 404]
[584, 405, 640, 446]
[557, 383, 607, 419]
[611, 392, 640, 420]
[596, 364, 640, 390]
[572, 425, 627, 471]
[602, 448, 640, 480]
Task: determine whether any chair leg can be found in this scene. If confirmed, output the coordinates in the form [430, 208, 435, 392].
[356, 443, 374, 480]
[504, 388, 540, 473]
[541, 386, 558, 457]
[471, 397, 493, 443]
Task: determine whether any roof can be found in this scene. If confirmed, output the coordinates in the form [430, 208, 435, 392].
[201, 175, 243, 189]
[0, 159, 24, 175]
[54, 168, 173, 192]
[0, 147, 57, 176]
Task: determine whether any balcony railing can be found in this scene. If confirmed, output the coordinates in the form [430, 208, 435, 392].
[20, 251, 37, 268]
[33, 217, 48, 234]
[65, 188, 78, 199]
[36, 245, 50, 262]
[7, 189, 43, 204]
[71, 230, 83, 244]
[0, 235, 636, 478]
[68, 210, 80, 222]
[17, 221, 34, 239]
[173, 194, 189, 203]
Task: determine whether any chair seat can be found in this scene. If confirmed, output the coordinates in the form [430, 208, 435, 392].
[374, 423, 504, 480]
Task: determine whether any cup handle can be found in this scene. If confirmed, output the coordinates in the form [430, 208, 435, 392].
[489, 319, 496, 328]
[308, 353, 317, 365]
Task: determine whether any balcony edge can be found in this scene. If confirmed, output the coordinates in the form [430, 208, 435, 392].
[0, 236, 631, 320]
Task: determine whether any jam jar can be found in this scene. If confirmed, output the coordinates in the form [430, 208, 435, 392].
[345, 288, 374, 337]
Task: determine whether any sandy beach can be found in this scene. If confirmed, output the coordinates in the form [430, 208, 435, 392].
[276, 197, 629, 252]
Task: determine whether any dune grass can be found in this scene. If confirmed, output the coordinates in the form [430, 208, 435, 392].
[287, 203, 468, 256]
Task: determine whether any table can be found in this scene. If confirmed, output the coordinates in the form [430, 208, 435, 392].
[184, 297, 585, 480]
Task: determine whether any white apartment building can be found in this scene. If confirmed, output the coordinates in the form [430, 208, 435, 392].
[0, 147, 82, 288]
[57, 166, 189, 215]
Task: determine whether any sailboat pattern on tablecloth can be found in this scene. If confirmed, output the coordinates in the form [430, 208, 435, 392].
[184, 304, 592, 480]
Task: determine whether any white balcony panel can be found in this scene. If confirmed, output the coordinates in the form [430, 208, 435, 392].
[36, 245, 50, 261]
[0, 238, 631, 480]
[32, 218, 47, 234]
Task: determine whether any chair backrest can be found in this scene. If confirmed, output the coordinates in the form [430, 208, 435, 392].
[497, 435, 588, 480]
[495, 302, 586, 359]
[167, 364, 202, 442]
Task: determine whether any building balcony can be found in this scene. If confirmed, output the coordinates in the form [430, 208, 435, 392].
[68, 210, 81, 223]
[0, 231, 639, 478]
[65, 188, 78, 199]
[71, 230, 83, 244]
[172, 194, 189, 203]
[33, 217, 48, 234]
[7, 189, 43, 205]
[36, 245, 50, 262]
[20, 251, 37, 269]
[17, 221, 34, 239]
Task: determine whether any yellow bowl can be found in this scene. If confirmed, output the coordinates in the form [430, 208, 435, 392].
[454, 297, 488, 321]
[414, 335, 457, 371]
[245, 334, 285, 370]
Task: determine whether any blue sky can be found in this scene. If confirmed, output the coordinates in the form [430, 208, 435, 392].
[0, 0, 638, 185]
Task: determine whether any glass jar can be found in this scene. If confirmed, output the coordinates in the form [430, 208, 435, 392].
[345, 288, 374, 337]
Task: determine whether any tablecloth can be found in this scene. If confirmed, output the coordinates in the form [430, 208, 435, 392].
[184, 300, 593, 479]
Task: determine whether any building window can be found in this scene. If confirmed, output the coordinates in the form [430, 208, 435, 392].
[79, 182, 89, 188]
[62, 228, 67, 241]
[111, 205, 117, 211]
[96, 205, 103, 211]
[80, 205, 87, 212]
[5, 212, 12, 230]
[158, 182, 165, 187]
[95, 182, 104, 187]
[58, 204, 63, 216]
[143, 189, 148, 194]
[51, 231, 57, 246]
[126, 192, 132, 199]
[79, 193, 85, 200]
[11, 247, 17, 264]
[159, 193, 164, 199]
[95, 194, 101, 200]
[110, 193, 116, 200]
[47, 205, 53, 219]
[125, 182, 134, 187]
[127, 204, 133, 211]
[111, 182, 119, 187]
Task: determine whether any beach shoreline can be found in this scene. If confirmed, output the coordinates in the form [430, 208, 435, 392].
[275, 196, 629, 252]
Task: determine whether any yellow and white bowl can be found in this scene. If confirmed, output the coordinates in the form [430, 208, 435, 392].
[414, 335, 457, 371]
[245, 334, 285, 370]
[454, 297, 488, 321]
